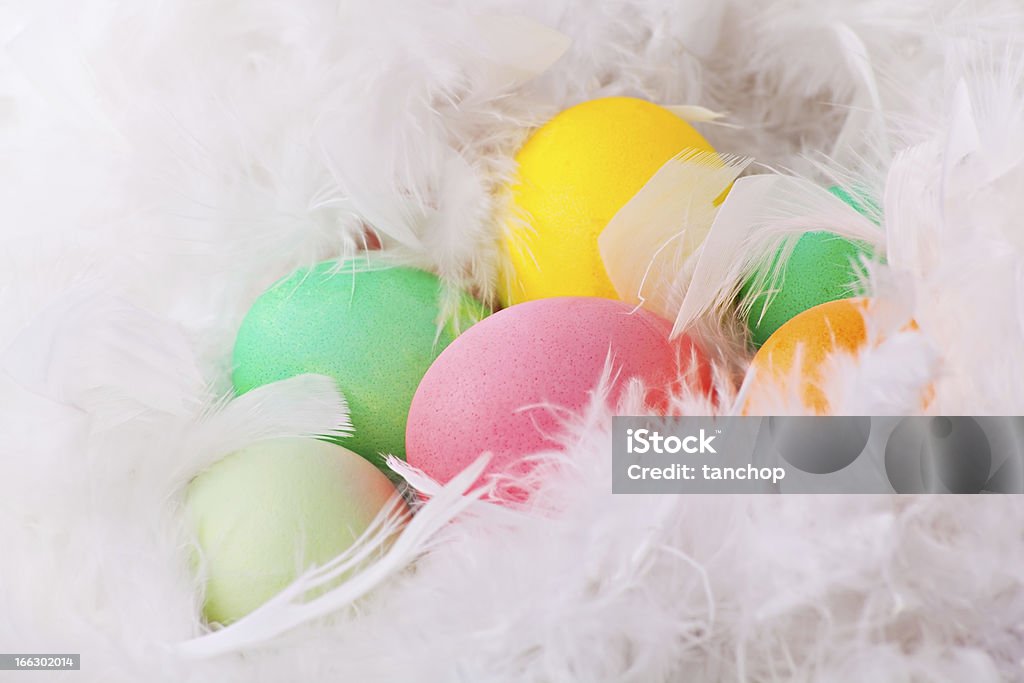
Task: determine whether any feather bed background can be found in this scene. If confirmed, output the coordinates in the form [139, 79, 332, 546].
[3, 0, 1024, 680]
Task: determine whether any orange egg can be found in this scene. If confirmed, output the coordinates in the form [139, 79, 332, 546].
[744, 298, 870, 414]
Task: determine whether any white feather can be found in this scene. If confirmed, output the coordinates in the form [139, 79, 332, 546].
[2, 288, 203, 422]
[828, 22, 889, 164]
[181, 374, 353, 478]
[599, 151, 752, 321]
[673, 174, 884, 340]
[664, 104, 739, 129]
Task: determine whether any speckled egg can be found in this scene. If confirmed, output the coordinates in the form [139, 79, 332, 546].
[186, 438, 404, 625]
[232, 259, 488, 466]
[745, 297, 870, 414]
[406, 297, 711, 487]
[740, 230, 875, 348]
[499, 97, 716, 306]
[739, 186, 881, 348]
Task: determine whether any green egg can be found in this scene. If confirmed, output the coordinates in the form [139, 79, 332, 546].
[740, 187, 880, 348]
[232, 258, 488, 466]
[187, 438, 404, 625]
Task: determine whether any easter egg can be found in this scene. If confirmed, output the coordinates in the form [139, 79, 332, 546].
[499, 97, 715, 306]
[740, 187, 878, 348]
[745, 298, 870, 414]
[186, 438, 404, 624]
[740, 232, 875, 347]
[406, 297, 711, 487]
[232, 259, 487, 466]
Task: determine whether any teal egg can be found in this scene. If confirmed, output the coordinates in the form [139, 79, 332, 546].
[740, 187, 880, 348]
[232, 259, 488, 466]
[186, 438, 404, 624]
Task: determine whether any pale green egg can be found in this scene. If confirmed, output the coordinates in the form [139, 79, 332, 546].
[186, 438, 403, 624]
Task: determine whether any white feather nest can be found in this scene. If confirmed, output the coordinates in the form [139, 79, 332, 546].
[3, 0, 1024, 680]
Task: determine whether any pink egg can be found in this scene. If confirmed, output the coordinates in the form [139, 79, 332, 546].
[406, 296, 710, 488]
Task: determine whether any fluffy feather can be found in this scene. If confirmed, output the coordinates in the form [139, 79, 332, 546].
[599, 150, 753, 321]
[670, 174, 884, 379]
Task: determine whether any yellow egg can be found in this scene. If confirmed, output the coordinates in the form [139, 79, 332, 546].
[499, 97, 715, 306]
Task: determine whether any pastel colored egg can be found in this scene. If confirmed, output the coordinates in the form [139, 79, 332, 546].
[740, 231, 875, 348]
[740, 187, 879, 348]
[232, 259, 488, 466]
[186, 438, 404, 625]
[406, 296, 711, 487]
[499, 97, 716, 306]
[745, 298, 870, 414]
